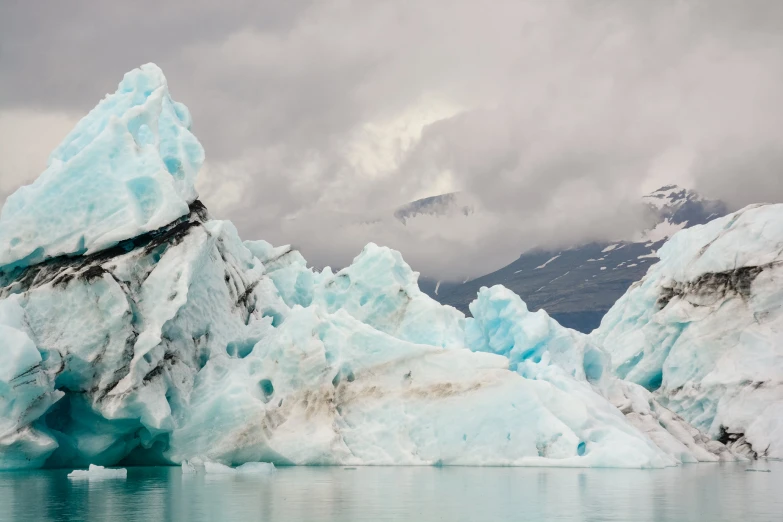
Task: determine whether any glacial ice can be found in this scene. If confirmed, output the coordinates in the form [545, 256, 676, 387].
[0, 63, 751, 471]
[465, 286, 607, 381]
[67, 464, 127, 479]
[167, 301, 682, 468]
[594, 204, 783, 459]
[0, 207, 687, 469]
[312, 243, 466, 349]
[0, 297, 62, 469]
[465, 286, 736, 464]
[0, 63, 204, 270]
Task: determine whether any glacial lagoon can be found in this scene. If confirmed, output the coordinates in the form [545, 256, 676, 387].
[1, 462, 780, 522]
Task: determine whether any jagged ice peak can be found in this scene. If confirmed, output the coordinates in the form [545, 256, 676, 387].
[0, 63, 205, 270]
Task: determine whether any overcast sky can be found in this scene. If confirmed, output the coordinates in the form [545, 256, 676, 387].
[2, 0, 782, 279]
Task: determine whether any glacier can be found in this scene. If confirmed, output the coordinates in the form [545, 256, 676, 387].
[593, 204, 783, 459]
[0, 63, 753, 471]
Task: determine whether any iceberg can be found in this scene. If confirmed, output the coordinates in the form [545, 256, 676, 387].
[0, 64, 747, 471]
[67, 464, 127, 479]
[593, 204, 783, 459]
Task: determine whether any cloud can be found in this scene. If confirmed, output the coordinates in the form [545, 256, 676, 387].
[2, 0, 782, 279]
[0, 109, 80, 205]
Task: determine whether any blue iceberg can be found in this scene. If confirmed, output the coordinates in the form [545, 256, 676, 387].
[0, 64, 740, 470]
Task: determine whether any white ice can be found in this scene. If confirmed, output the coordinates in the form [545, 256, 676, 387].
[594, 203, 783, 458]
[465, 286, 735, 464]
[67, 464, 127, 479]
[0, 63, 204, 270]
[0, 297, 62, 469]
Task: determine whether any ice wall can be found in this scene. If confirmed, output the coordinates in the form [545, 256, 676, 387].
[0, 297, 62, 468]
[594, 204, 783, 458]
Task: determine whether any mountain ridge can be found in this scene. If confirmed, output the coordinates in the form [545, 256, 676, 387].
[423, 185, 729, 332]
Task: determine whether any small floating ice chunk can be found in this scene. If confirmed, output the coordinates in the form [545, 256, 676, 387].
[68, 464, 127, 480]
[181, 460, 197, 474]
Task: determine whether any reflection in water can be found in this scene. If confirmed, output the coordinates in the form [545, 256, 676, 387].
[0, 462, 780, 522]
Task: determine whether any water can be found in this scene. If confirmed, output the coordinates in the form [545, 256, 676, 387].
[0, 462, 780, 521]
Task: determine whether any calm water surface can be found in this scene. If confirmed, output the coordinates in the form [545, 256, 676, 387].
[0, 461, 780, 522]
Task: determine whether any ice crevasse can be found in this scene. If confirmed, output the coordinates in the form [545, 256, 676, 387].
[0, 64, 742, 470]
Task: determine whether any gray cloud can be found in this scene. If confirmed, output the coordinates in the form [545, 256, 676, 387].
[1, 0, 782, 279]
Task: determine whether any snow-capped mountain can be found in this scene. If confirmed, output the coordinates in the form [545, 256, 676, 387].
[428, 186, 729, 332]
[392, 192, 474, 224]
[636, 185, 728, 242]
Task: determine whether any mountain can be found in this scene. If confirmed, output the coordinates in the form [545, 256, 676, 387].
[393, 192, 474, 224]
[426, 185, 729, 332]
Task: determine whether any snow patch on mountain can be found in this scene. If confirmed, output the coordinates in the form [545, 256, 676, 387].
[633, 219, 687, 243]
[535, 254, 561, 269]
